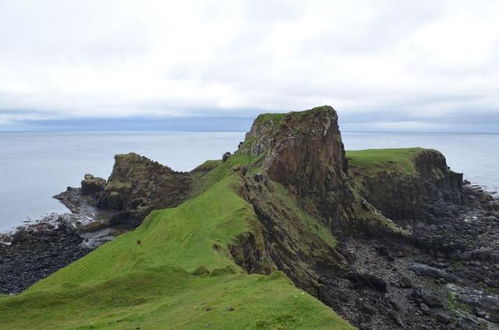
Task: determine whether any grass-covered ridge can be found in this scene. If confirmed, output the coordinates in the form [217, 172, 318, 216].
[0, 171, 352, 329]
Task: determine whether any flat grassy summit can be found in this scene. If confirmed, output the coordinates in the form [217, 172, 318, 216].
[347, 148, 463, 221]
[0, 106, 468, 329]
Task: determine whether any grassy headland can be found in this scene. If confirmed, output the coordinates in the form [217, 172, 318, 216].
[0, 161, 352, 329]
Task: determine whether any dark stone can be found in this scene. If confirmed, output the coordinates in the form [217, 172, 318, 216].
[222, 152, 232, 162]
[398, 276, 412, 288]
[434, 311, 451, 324]
[253, 173, 264, 183]
[420, 303, 430, 313]
[0, 217, 92, 294]
[346, 272, 387, 292]
[411, 288, 444, 308]
[81, 174, 106, 196]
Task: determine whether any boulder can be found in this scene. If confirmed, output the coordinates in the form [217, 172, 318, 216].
[81, 174, 106, 196]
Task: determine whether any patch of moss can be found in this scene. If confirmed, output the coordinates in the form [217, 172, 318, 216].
[254, 113, 286, 125]
[447, 291, 471, 313]
[190, 154, 262, 197]
[192, 159, 222, 172]
[192, 265, 210, 276]
[106, 181, 132, 190]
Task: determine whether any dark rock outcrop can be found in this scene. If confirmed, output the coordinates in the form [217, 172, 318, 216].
[349, 148, 464, 223]
[97, 153, 192, 227]
[236, 174, 347, 295]
[238, 106, 395, 235]
[81, 174, 106, 196]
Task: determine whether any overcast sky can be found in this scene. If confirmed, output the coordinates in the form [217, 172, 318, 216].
[1, 0, 498, 132]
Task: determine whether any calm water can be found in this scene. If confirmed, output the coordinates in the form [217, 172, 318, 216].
[0, 131, 497, 231]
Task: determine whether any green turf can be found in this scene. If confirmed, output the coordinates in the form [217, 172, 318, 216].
[346, 148, 426, 176]
[190, 154, 261, 197]
[0, 174, 353, 329]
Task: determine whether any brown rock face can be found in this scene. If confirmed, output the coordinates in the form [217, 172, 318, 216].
[349, 149, 464, 222]
[98, 153, 192, 226]
[241, 106, 347, 190]
[81, 174, 106, 196]
[413, 149, 463, 207]
[239, 106, 391, 235]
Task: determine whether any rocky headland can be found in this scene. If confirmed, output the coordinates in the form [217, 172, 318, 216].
[1, 105, 498, 329]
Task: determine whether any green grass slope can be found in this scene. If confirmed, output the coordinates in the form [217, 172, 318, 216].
[0, 173, 353, 329]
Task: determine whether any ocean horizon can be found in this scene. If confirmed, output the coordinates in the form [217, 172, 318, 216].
[1, 130, 498, 232]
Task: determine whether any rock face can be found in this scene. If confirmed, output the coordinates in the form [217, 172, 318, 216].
[230, 106, 399, 303]
[97, 153, 192, 227]
[239, 106, 392, 235]
[236, 175, 347, 295]
[414, 150, 463, 207]
[240, 107, 347, 176]
[348, 148, 464, 222]
[80, 174, 106, 196]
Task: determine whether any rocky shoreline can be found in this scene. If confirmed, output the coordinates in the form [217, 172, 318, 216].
[320, 182, 499, 329]
[0, 186, 122, 294]
[0, 214, 92, 294]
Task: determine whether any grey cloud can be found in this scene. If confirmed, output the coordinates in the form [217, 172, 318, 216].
[0, 0, 498, 131]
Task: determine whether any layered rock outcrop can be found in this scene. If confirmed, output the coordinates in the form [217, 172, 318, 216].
[348, 148, 464, 222]
[238, 106, 393, 235]
[99, 153, 192, 226]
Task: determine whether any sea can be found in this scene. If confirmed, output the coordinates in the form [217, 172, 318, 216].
[0, 131, 498, 232]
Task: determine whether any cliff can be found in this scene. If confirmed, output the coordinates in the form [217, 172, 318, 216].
[3, 105, 491, 330]
[98, 153, 192, 226]
[347, 148, 464, 222]
[237, 106, 396, 235]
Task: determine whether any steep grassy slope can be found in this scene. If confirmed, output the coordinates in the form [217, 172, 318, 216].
[0, 173, 353, 329]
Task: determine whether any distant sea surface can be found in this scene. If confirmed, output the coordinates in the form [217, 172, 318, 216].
[0, 131, 497, 231]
